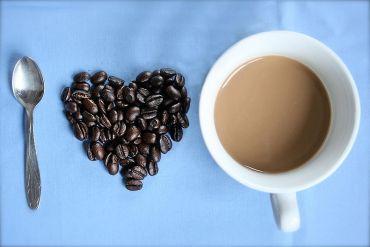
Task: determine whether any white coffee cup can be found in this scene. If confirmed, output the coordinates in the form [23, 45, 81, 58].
[199, 31, 360, 232]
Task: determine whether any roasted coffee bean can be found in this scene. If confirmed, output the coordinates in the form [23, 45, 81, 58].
[123, 87, 136, 103]
[65, 101, 78, 113]
[124, 165, 147, 180]
[105, 153, 119, 175]
[65, 111, 75, 124]
[168, 102, 181, 113]
[133, 138, 142, 145]
[165, 85, 181, 101]
[173, 73, 185, 88]
[161, 110, 169, 125]
[136, 117, 147, 130]
[126, 106, 140, 122]
[129, 144, 139, 158]
[169, 114, 177, 125]
[148, 118, 160, 130]
[73, 111, 83, 121]
[120, 159, 130, 167]
[180, 86, 187, 98]
[136, 71, 152, 83]
[163, 98, 174, 108]
[150, 146, 161, 162]
[138, 143, 150, 157]
[112, 122, 126, 136]
[159, 134, 172, 154]
[91, 71, 107, 85]
[91, 126, 101, 142]
[108, 76, 125, 87]
[98, 114, 112, 128]
[82, 111, 96, 122]
[182, 97, 191, 113]
[177, 112, 189, 128]
[150, 75, 164, 88]
[129, 82, 138, 91]
[108, 109, 118, 124]
[73, 121, 88, 141]
[101, 87, 115, 102]
[92, 84, 104, 98]
[97, 98, 106, 114]
[86, 121, 96, 127]
[116, 100, 127, 108]
[160, 68, 176, 78]
[141, 108, 157, 120]
[142, 132, 156, 144]
[125, 179, 143, 191]
[137, 87, 150, 97]
[61, 87, 72, 102]
[107, 102, 115, 112]
[85, 141, 95, 161]
[82, 98, 98, 114]
[146, 160, 158, 176]
[116, 144, 129, 159]
[117, 110, 124, 121]
[99, 130, 107, 143]
[170, 125, 183, 142]
[146, 94, 163, 108]
[152, 69, 161, 76]
[91, 142, 105, 160]
[120, 137, 129, 144]
[72, 82, 90, 92]
[152, 88, 162, 94]
[105, 129, 114, 141]
[136, 93, 146, 104]
[157, 125, 168, 135]
[116, 85, 124, 100]
[124, 125, 140, 142]
[72, 90, 91, 104]
[74, 71, 91, 83]
[135, 154, 147, 167]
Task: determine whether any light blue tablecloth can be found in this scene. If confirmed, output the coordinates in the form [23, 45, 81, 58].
[0, 1, 369, 246]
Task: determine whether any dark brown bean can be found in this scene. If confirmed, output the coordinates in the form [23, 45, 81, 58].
[124, 125, 140, 142]
[65, 111, 75, 124]
[85, 141, 95, 161]
[124, 165, 147, 180]
[165, 85, 181, 101]
[91, 142, 105, 160]
[152, 69, 161, 76]
[150, 75, 164, 88]
[150, 146, 161, 162]
[161, 110, 169, 125]
[73, 122, 88, 141]
[105, 141, 115, 153]
[180, 86, 187, 98]
[112, 122, 126, 136]
[135, 154, 147, 167]
[91, 126, 101, 142]
[74, 71, 90, 83]
[82, 98, 98, 114]
[72, 82, 90, 92]
[168, 102, 181, 113]
[173, 73, 185, 88]
[92, 84, 104, 98]
[91, 71, 107, 85]
[99, 130, 107, 143]
[136, 71, 152, 83]
[136, 93, 146, 104]
[86, 121, 96, 127]
[116, 85, 124, 100]
[142, 132, 156, 144]
[65, 101, 78, 113]
[98, 114, 112, 128]
[141, 108, 157, 120]
[101, 88, 115, 102]
[182, 97, 191, 113]
[177, 112, 189, 128]
[73, 111, 83, 121]
[146, 94, 163, 108]
[137, 87, 150, 97]
[133, 138, 142, 145]
[157, 125, 168, 135]
[116, 144, 129, 159]
[72, 90, 91, 103]
[97, 98, 106, 114]
[61, 87, 72, 102]
[148, 118, 160, 130]
[170, 125, 183, 142]
[108, 109, 118, 124]
[136, 117, 147, 130]
[82, 111, 96, 122]
[108, 76, 125, 87]
[123, 87, 136, 103]
[117, 110, 124, 121]
[129, 82, 138, 91]
[160, 68, 176, 78]
[125, 179, 143, 191]
[159, 134, 172, 154]
[126, 106, 140, 122]
[169, 114, 177, 125]
[138, 143, 150, 157]
[129, 144, 139, 158]
[146, 160, 158, 176]
[107, 102, 115, 112]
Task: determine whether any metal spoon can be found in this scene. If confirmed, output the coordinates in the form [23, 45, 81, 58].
[12, 57, 44, 209]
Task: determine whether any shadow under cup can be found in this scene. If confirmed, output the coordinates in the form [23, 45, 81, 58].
[200, 31, 360, 194]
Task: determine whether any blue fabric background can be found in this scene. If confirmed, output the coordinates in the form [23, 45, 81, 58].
[0, 1, 369, 246]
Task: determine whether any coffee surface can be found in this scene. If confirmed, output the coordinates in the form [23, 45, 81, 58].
[215, 56, 331, 173]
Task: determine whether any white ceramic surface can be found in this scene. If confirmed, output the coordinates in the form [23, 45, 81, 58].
[199, 31, 360, 232]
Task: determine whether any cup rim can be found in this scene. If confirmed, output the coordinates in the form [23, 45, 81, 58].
[199, 30, 361, 193]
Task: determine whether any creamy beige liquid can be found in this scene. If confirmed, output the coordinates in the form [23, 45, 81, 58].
[215, 56, 331, 173]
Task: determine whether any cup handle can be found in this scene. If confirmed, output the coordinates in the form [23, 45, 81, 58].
[270, 193, 300, 232]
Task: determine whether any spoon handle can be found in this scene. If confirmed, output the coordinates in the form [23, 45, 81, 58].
[25, 109, 41, 209]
